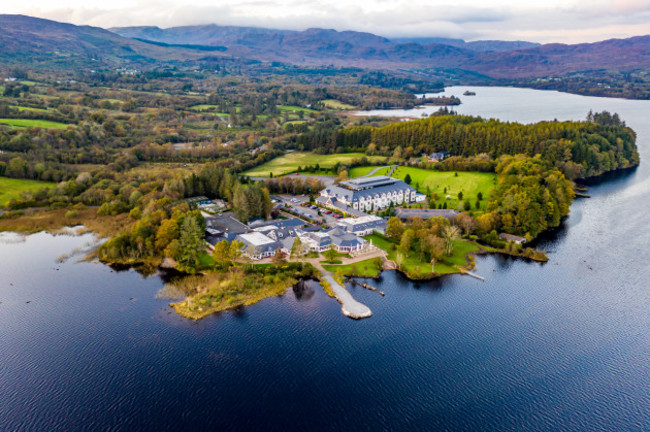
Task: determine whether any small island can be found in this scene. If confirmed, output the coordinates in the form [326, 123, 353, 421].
[463, 90, 477, 96]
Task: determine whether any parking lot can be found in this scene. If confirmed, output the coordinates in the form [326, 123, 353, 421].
[275, 194, 341, 226]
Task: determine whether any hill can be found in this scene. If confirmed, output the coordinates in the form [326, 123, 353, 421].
[0, 15, 214, 69]
[113, 22, 650, 78]
[2, 15, 650, 91]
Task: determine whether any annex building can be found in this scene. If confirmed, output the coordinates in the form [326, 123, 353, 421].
[320, 176, 425, 213]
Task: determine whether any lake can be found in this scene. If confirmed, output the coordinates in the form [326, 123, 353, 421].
[2, 87, 650, 431]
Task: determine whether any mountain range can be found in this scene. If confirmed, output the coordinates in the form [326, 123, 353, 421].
[2, 14, 650, 81]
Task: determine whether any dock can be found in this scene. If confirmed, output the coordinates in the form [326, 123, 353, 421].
[323, 275, 372, 319]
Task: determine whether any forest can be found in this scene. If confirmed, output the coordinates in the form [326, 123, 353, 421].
[301, 112, 639, 180]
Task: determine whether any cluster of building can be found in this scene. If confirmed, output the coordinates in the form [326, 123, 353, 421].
[203, 174, 464, 261]
[318, 176, 426, 213]
[205, 212, 386, 260]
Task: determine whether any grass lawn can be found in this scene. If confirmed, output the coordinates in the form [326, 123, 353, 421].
[10, 105, 49, 113]
[198, 253, 216, 269]
[189, 104, 230, 115]
[243, 152, 388, 177]
[0, 118, 69, 130]
[349, 166, 390, 177]
[0, 177, 55, 206]
[321, 99, 356, 110]
[365, 233, 479, 277]
[283, 120, 309, 126]
[277, 105, 317, 114]
[390, 166, 495, 210]
[322, 257, 383, 277]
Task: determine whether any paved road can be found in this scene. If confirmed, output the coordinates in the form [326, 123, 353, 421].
[359, 165, 395, 178]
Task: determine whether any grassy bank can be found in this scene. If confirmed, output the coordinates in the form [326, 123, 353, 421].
[0, 177, 55, 206]
[322, 257, 383, 277]
[0, 207, 133, 238]
[243, 152, 387, 177]
[171, 263, 315, 319]
[365, 233, 479, 278]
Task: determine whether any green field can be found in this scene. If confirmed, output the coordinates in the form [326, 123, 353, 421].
[243, 152, 388, 177]
[189, 104, 230, 115]
[277, 105, 317, 113]
[321, 99, 356, 110]
[0, 177, 54, 206]
[0, 118, 69, 130]
[10, 105, 49, 113]
[375, 166, 495, 210]
[283, 120, 309, 126]
[349, 166, 390, 177]
[366, 233, 478, 276]
[322, 257, 383, 277]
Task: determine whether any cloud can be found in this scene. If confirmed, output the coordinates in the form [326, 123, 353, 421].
[10, 0, 650, 43]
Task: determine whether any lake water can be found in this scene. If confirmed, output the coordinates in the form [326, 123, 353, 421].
[2, 87, 650, 431]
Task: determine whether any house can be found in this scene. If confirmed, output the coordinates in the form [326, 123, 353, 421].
[320, 176, 425, 213]
[204, 212, 250, 237]
[315, 196, 366, 217]
[498, 233, 527, 245]
[325, 228, 366, 253]
[297, 230, 332, 253]
[427, 150, 450, 162]
[395, 208, 459, 220]
[237, 232, 282, 259]
[336, 215, 386, 236]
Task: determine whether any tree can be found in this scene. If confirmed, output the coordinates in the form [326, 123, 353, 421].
[457, 213, 477, 236]
[385, 217, 404, 241]
[323, 244, 338, 263]
[290, 237, 304, 258]
[155, 218, 179, 253]
[211, 240, 231, 262]
[426, 235, 446, 261]
[399, 229, 415, 256]
[229, 240, 243, 261]
[272, 248, 287, 264]
[458, 191, 464, 201]
[177, 216, 204, 273]
[404, 173, 412, 185]
[441, 225, 461, 256]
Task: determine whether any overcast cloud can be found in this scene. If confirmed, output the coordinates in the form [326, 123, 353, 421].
[5, 0, 650, 43]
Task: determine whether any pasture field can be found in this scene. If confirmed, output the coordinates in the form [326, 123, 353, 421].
[9, 105, 49, 113]
[0, 177, 55, 206]
[243, 152, 387, 177]
[277, 105, 317, 114]
[0, 118, 69, 130]
[321, 99, 356, 110]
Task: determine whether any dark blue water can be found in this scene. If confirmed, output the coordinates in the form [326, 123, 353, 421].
[2, 87, 650, 431]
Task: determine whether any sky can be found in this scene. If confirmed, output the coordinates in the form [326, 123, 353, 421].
[3, 0, 650, 43]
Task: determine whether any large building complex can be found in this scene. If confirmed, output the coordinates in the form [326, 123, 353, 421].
[320, 176, 425, 213]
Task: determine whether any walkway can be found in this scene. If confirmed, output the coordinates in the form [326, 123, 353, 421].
[359, 165, 397, 178]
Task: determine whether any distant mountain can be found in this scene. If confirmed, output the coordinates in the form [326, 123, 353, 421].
[465, 35, 650, 78]
[0, 15, 212, 68]
[113, 25, 473, 68]
[2, 15, 650, 83]
[391, 37, 540, 52]
[113, 23, 650, 78]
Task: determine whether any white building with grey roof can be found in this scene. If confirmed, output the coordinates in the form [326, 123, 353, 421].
[320, 176, 425, 213]
[336, 215, 386, 236]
